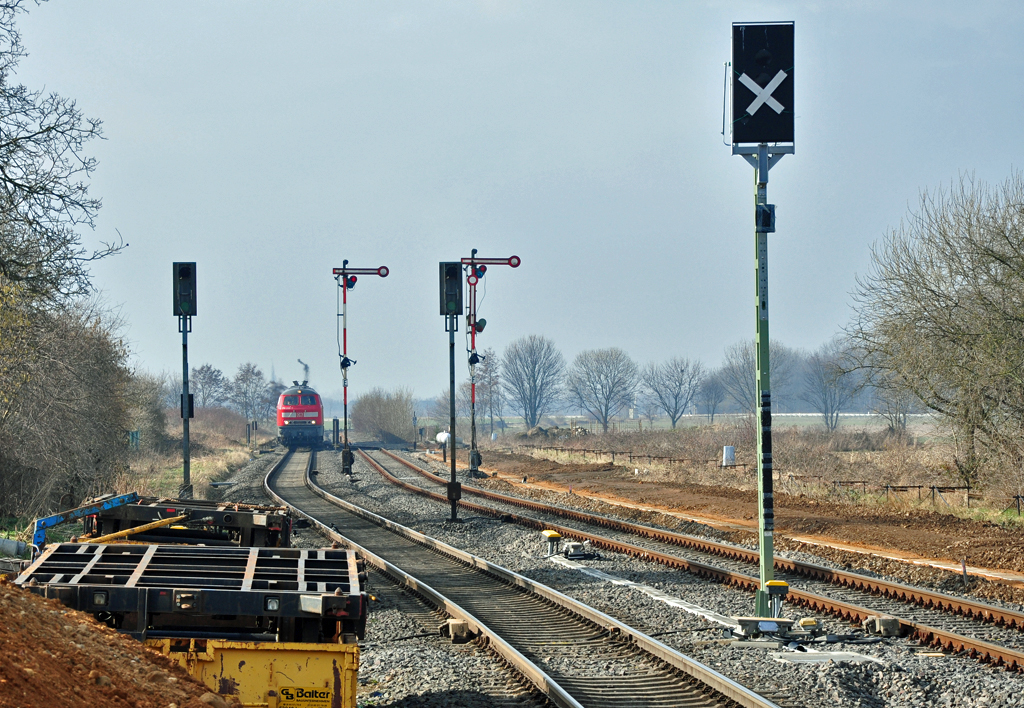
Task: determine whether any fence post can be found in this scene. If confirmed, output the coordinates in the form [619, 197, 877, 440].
[931, 486, 935, 504]
[611, 451, 615, 463]
[966, 482, 970, 509]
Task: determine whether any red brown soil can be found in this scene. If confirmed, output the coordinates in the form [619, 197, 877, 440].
[0, 576, 234, 708]
[475, 450, 1024, 575]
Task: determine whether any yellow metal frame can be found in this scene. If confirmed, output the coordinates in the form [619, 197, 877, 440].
[146, 638, 358, 708]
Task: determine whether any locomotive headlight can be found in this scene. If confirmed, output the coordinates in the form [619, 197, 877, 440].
[265, 596, 280, 612]
[92, 591, 109, 606]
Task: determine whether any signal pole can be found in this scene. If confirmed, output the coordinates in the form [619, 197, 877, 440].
[440, 262, 463, 521]
[173, 262, 197, 500]
[729, 21, 795, 617]
[460, 251, 521, 476]
[332, 260, 390, 475]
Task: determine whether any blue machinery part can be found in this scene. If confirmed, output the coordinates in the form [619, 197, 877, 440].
[32, 492, 139, 555]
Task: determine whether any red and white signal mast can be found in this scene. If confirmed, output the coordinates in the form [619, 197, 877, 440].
[461, 249, 520, 476]
[332, 259, 390, 475]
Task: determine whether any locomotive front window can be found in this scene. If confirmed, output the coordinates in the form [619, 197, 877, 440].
[300, 395, 317, 406]
[283, 396, 299, 406]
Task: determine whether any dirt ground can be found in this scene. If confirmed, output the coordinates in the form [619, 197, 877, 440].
[473, 449, 1024, 575]
[0, 576, 235, 708]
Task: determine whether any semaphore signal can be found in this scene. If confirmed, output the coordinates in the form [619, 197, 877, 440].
[461, 251, 520, 478]
[332, 260, 389, 475]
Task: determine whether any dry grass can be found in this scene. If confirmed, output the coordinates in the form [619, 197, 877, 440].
[502, 424, 1024, 521]
[113, 407, 270, 499]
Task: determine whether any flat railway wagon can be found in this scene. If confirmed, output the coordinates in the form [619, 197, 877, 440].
[277, 381, 325, 447]
[17, 543, 368, 707]
[19, 493, 368, 708]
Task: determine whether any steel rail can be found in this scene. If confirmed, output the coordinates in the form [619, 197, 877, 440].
[377, 449, 1024, 628]
[265, 450, 781, 708]
[368, 449, 1024, 672]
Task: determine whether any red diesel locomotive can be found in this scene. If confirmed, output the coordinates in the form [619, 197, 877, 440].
[277, 381, 325, 447]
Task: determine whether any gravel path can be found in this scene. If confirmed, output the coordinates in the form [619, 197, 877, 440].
[223, 449, 1024, 707]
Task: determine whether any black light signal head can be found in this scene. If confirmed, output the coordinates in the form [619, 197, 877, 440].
[475, 265, 487, 278]
[172, 261, 197, 317]
[440, 262, 463, 315]
[468, 351, 481, 366]
[474, 318, 486, 333]
[346, 276, 357, 289]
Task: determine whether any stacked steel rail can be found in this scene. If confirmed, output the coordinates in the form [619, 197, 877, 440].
[265, 448, 781, 708]
[365, 448, 1024, 671]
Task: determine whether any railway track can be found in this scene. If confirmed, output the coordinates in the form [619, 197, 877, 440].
[364, 448, 1024, 671]
[264, 449, 783, 708]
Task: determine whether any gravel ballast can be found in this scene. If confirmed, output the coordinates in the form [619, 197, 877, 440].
[222, 450, 550, 708]
[226, 449, 1024, 707]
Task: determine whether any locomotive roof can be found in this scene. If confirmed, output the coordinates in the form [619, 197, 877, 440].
[281, 385, 320, 396]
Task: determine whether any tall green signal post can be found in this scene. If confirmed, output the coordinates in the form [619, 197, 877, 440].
[729, 21, 795, 617]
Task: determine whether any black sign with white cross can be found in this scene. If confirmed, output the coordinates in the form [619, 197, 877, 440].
[732, 22, 794, 144]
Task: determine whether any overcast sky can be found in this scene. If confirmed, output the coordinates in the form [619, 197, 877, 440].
[13, 1, 1024, 402]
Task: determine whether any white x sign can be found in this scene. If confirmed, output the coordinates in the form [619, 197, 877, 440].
[739, 70, 788, 115]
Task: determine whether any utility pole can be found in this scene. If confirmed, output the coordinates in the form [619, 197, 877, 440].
[459, 251, 521, 476]
[173, 263, 197, 500]
[729, 21, 794, 617]
[332, 261, 389, 475]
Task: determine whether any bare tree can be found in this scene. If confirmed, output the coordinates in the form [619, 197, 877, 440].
[476, 347, 502, 435]
[637, 390, 660, 426]
[352, 387, 415, 443]
[565, 348, 639, 433]
[430, 383, 471, 429]
[800, 338, 857, 431]
[869, 371, 919, 434]
[125, 372, 168, 451]
[0, 1, 123, 304]
[641, 357, 704, 428]
[0, 301, 133, 516]
[501, 335, 564, 429]
[229, 363, 268, 422]
[847, 173, 1024, 481]
[259, 379, 286, 421]
[718, 339, 799, 415]
[696, 372, 727, 422]
[190, 364, 229, 407]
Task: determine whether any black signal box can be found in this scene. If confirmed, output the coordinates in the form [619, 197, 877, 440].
[173, 262, 197, 317]
[732, 22, 794, 144]
[756, 204, 776, 233]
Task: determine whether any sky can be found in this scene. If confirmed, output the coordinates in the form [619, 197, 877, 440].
[12, 1, 1024, 403]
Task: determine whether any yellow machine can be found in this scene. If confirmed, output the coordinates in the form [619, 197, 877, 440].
[147, 638, 359, 708]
